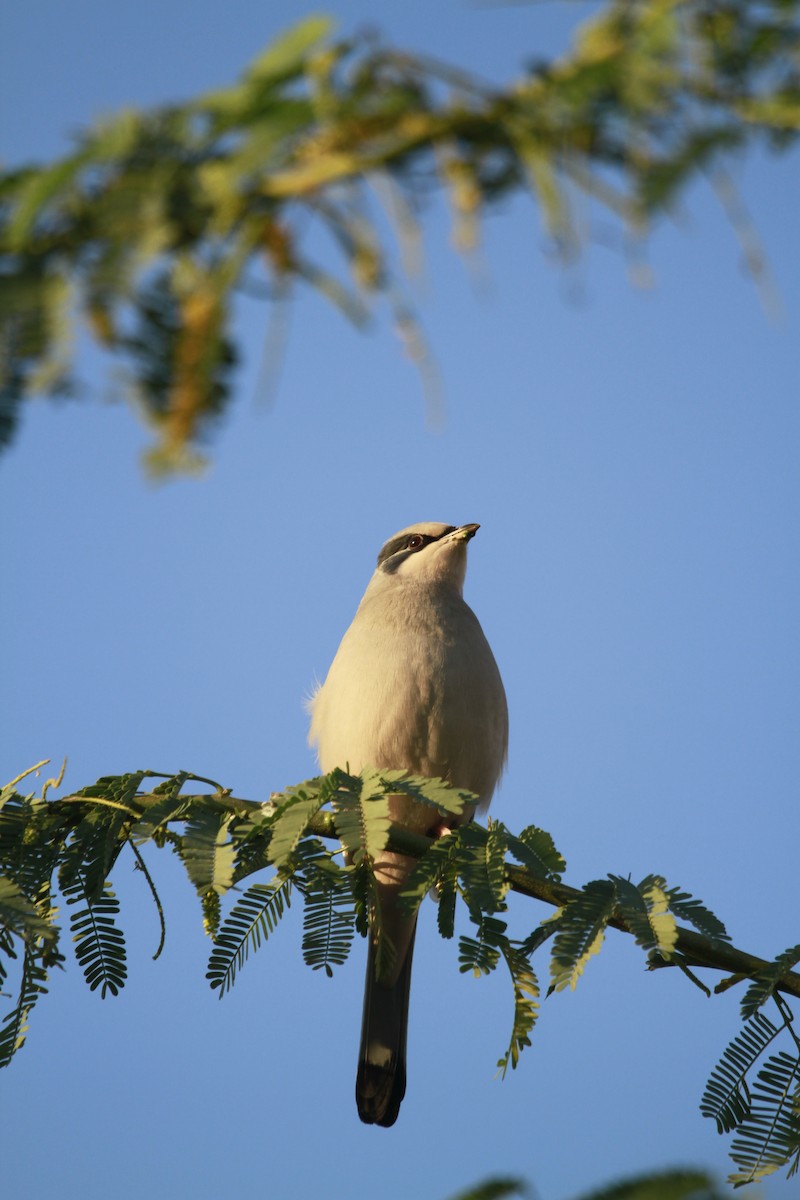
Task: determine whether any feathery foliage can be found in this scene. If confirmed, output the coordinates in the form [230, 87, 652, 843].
[727, 1047, 800, 1185]
[701, 996, 800, 1185]
[61, 873, 127, 997]
[549, 878, 619, 992]
[566, 1168, 726, 1200]
[266, 778, 328, 869]
[2, 760, 798, 1183]
[505, 823, 565, 880]
[458, 910, 540, 1074]
[3, 4, 799, 469]
[297, 844, 356, 977]
[180, 803, 236, 897]
[206, 879, 293, 996]
[443, 1178, 530, 1200]
[445, 1171, 728, 1200]
[701, 1010, 785, 1134]
[741, 944, 800, 1020]
[658, 883, 730, 944]
[0, 942, 52, 1068]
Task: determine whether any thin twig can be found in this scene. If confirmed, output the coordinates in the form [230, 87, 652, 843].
[127, 837, 167, 960]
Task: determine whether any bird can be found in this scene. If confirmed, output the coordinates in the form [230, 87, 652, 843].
[308, 521, 508, 1127]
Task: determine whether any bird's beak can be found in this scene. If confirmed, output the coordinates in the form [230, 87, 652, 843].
[449, 523, 480, 543]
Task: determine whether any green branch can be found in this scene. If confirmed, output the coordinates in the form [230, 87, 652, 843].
[304, 812, 800, 1001]
[122, 790, 800, 1000]
[3, 765, 799, 1184]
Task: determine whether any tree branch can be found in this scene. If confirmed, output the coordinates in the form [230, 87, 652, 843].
[86, 789, 800, 1001]
[301, 809, 800, 1001]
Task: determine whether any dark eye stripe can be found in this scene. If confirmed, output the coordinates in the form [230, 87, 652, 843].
[376, 525, 456, 568]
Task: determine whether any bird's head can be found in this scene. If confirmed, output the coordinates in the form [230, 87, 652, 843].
[372, 522, 479, 594]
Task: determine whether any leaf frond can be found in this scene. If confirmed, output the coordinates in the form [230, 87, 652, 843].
[444, 1177, 531, 1200]
[658, 882, 730, 944]
[457, 823, 508, 916]
[332, 770, 390, 865]
[506, 824, 565, 881]
[179, 804, 235, 897]
[741, 945, 800, 1020]
[374, 770, 478, 819]
[609, 874, 678, 958]
[399, 828, 461, 920]
[295, 842, 355, 976]
[570, 1167, 724, 1200]
[0, 875, 59, 950]
[549, 879, 616, 992]
[700, 1010, 782, 1133]
[495, 936, 539, 1077]
[728, 1049, 800, 1185]
[0, 944, 51, 1067]
[63, 877, 127, 998]
[58, 805, 129, 903]
[207, 877, 293, 996]
[459, 907, 539, 1075]
[268, 782, 326, 869]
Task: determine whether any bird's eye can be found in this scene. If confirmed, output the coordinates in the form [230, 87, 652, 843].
[406, 535, 425, 550]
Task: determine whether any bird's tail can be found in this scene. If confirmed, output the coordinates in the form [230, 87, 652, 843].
[356, 921, 417, 1127]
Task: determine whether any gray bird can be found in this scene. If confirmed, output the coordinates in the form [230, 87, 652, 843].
[308, 522, 508, 1127]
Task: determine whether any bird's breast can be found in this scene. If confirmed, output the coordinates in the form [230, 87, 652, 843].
[309, 590, 507, 805]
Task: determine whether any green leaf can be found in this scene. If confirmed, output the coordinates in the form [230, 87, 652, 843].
[0, 791, 65, 912]
[700, 1011, 782, 1134]
[728, 1050, 800, 1185]
[268, 783, 326, 869]
[333, 770, 390, 865]
[293, 258, 372, 329]
[458, 823, 507, 916]
[70, 772, 145, 817]
[459, 915, 505, 979]
[495, 938, 539, 1076]
[7, 150, 91, 250]
[513, 133, 572, 246]
[609, 874, 678, 958]
[659, 883, 729, 943]
[519, 918, 560, 959]
[180, 806, 235, 896]
[379, 770, 478, 820]
[436, 856, 459, 940]
[207, 878, 293, 996]
[0, 944, 51, 1068]
[132, 791, 193, 845]
[444, 1178, 530, 1200]
[58, 804, 130, 903]
[245, 15, 334, 85]
[460, 908, 539, 1074]
[549, 879, 617, 992]
[67, 881, 127, 998]
[506, 824, 565, 880]
[741, 945, 800, 1020]
[0, 876, 58, 949]
[399, 827, 461, 917]
[486, 822, 510, 906]
[298, 848, 355, 975]
[570, 1168, 724, 1200]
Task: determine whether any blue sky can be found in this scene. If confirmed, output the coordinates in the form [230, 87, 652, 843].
[2, 3, 799, 1197]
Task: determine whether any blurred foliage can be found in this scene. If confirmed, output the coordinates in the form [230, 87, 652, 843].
[442, 1170, 731, 1199]
[2, 761, 799, 1184]
[1, 3, 799, 470]
[559, 1167, 727, 1200]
